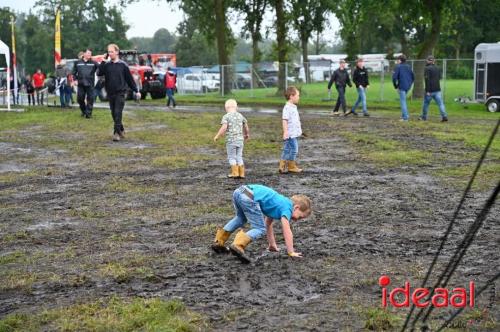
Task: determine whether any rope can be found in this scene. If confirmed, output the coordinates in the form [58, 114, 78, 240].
[402, 118, 500, 331]
[436, 271, 500, 331]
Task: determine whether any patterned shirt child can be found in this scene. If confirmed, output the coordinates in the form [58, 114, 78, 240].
[282, 102, 302, 138]
[221, 111, 247, 144]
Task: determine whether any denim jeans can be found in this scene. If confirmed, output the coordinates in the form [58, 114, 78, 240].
[352, 87, 367, 114]
[333, 85, 347, 113]
[281, 137, 299, 161]
[421, 91, 447, 119]
[223, 186, 266, 240]
[166, 88, 176, 106]
[226, 142, 244, 166]
[399, 89, 409, 120]
[59, 86, 70, 107]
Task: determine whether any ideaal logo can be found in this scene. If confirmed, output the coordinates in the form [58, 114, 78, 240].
[379, 275, 475, 308]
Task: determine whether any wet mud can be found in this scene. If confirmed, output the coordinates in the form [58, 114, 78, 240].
[0, 107, 498, 331]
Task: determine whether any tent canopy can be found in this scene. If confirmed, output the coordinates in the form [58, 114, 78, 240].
[0, 39, 10, 68]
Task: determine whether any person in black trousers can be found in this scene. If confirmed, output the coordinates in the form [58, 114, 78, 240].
[328, 59, 352, 116]
[98, 43, 141, 142]
[73, 49, 99, 117]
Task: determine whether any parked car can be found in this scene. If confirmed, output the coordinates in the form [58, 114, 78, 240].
[177, 74, 219, 93]
[261, 76, 296, 88]
[234, 73, 252, 89]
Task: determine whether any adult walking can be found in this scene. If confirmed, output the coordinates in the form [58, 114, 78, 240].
[392, 54, 414, 121]
[351, 58, 370, 116]
[98, 43, 140, 142]
[23, 74, 35, 106]
[328, 59, 352, 116]
[419, 55, 448, 122]
[164, 67, 177, 108]
[32, 68, 46, 105]
[55, 59, 71, 108]
[73, 48, 99, 118]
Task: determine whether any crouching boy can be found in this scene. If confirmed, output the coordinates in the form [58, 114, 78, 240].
[212, 184, 312, 263]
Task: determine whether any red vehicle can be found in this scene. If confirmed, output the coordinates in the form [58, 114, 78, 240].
[93, 50, 166, 100]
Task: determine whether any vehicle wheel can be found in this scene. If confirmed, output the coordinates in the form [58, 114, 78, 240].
[486, 99, 499, 113]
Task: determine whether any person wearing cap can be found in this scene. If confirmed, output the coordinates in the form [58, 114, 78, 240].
[351, 58, 370, 116]
[392, 54, 414, 121]
[419, 55, 448, 122]
[328, 59, 352, 116]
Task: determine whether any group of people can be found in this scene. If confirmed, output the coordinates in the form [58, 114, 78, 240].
[327, 54, 448, 122]
[2, 68, 47, 106]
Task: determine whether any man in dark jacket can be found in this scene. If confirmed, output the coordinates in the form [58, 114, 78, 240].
[98, 43, 141, 142]
[419, 55, 448, 122]
[392, 54, 414, 121]
[351, 58, 370, 116]
[73, 49, 99, 118]
[328, 59, 352, 116]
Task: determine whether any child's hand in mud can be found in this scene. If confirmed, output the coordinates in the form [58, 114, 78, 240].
[288, 252, 302, 258]
[267, 245, 280, 252]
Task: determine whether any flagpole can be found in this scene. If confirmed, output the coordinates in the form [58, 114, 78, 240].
[11, 15, 18, 106]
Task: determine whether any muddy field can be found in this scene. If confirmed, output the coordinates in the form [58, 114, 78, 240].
[0, 105, 498, 331]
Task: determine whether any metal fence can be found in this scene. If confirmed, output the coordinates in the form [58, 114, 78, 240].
[172, 59, 475, 103]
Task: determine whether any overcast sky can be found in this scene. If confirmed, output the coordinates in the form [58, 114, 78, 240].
[3, 0, 339, 42]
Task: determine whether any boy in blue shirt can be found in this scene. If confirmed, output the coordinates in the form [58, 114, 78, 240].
[212, 184, 312, 263]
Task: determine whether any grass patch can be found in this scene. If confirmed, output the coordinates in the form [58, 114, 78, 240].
[443, 308, 498, 330]
[0, 296, 206, 332]
[341, 132, 432, 167]
[363, 307, 401, 331]
[433, 163, 500, 190]
[0, 251, 27, 265]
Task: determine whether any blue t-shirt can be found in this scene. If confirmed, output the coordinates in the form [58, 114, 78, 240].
[247, 184, 293, 221]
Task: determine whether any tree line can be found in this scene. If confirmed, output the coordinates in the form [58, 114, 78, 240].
[1, 0, 499, 97]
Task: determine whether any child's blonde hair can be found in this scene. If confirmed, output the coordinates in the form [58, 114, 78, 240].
[284, 86, 299, 100]
[225, 99, 237, 110]
[291, 194, 312, 216]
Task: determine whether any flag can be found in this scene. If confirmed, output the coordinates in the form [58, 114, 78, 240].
[54, 8, 61, 67]
[10, 16, 18, 100]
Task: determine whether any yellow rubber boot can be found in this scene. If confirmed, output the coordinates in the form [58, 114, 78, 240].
[278, 160, 288, 174]
[211, 227, 231, 253]
[287, 160, 303, 173]
[228, 165, 239, 178]
[238, 165, 245, 179]
[229, 230, 252, 263]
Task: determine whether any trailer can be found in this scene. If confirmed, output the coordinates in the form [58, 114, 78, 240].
[474, 43, 500, 112]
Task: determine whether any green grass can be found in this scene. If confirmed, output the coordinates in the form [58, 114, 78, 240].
[144, 78, 489, 114]
[363, 307, 402, 331]
[0, 297, 206, 332]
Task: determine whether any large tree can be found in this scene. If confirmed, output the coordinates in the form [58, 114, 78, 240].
[290, 0, 333, 83]
[272, 0, 288, 95]
[234, 0, 268, 87]
[179, 0, 235, 94]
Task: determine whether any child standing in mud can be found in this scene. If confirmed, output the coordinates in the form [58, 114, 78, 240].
[279, 86, 304, 174]
[214, 99, 250, 178]
[212, 184, 312, 263]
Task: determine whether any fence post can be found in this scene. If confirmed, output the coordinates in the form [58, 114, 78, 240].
[442, 59, 447, 102]
[250, 65, 254, 98]
[221, 64, 224, 97]
[380, 60, 385, 102]
[285, 62, 288, 91]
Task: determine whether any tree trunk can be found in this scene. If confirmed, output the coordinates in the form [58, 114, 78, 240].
[302, 34, 310, 83]
[252, 33, 261, 88]
[315, 31, 321, 55]
[412, 0, 443, 99]
[275, 0, 287, 95]
[214, 0, 231, 95]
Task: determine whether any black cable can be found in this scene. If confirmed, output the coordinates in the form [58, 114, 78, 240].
[436, 271, 500, 332]
[420, 181, 499, 325]
[403, 118, 500, 331]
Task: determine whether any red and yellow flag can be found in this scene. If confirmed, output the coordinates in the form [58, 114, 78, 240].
[54, 8, 61, 67]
